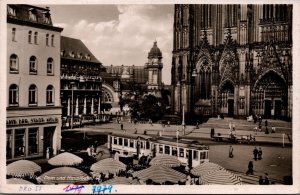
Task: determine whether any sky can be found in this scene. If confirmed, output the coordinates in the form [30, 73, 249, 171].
[48, 4, 174, 84]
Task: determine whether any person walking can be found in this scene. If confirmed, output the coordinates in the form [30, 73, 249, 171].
[210, 128, 215, 138]
[229, 145, 234, 158]
[264, 173, 270, 185]
[259, 176, 264, 185]
[258, 147, 263, 160]
[253, 147, 258, 160]
[246, 161, 254, 175]
[120, 123, 124, 130]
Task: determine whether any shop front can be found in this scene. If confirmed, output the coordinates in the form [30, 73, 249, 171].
[6, 114, 61, 161]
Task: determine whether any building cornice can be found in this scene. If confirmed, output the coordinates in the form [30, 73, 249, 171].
[7, 17, 63, 32]
[7, 106, 63, 111]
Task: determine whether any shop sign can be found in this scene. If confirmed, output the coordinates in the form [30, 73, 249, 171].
[6, 116, 58, 126]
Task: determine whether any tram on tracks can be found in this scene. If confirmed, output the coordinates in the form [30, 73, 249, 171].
[62, 114, 111, 129]
[107, 132, 209, 168]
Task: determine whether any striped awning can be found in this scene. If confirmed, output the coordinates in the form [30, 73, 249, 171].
[6, 160, 41, 177]
[90, 158, 126, 174]
[36, 167, 91, 184]
[48, 152, 83, 166]
[191, 162, 224, 177]
[132, 165, 186, 184]
[200, 169, 243, 185]
[149, 154, 181, 167]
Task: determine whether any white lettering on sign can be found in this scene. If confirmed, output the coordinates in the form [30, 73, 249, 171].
[6, 117, 58, 126]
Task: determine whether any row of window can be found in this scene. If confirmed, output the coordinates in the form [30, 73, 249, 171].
[9, 84, 54, 106]
[9, 54, 54, 75]
[12, 28, 55, 47]
[7, 128, 39, 159]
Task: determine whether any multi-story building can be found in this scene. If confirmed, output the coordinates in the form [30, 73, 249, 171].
[102, 41, 170, 114]
[6, 4, 63, 160]
[171, 5, 292, 121]
[60, 36, 105, 128]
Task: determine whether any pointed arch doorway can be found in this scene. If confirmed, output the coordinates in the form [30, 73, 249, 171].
[219, 80, 234, 117]
[252, 71, 287, 119]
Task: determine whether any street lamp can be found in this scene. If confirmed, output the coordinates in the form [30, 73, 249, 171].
[70, 81, 75, 129]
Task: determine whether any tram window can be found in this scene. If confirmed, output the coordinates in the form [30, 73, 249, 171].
[200, 152, 204, 160]
[124, 138, 128, 147]
[129, 140, 134, 148]
[179, 148, 184, 157]
[140, 141, 144, 149]
[159, 145, 163, 153]
[185, 149, 189, 159]
[113, 137, 118, 145]
[165, 145, 170, 155]
[146, 141, 150, 149]
[193, 150, 199, 160]
[172, 147, 177, 156]
[119, 137, 123, 146]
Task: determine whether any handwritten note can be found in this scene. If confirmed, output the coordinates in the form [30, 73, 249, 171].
[63, 184, 85, 194]
[91, 185, 113, 194]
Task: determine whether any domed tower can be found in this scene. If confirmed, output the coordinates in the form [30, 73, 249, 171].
[145, 41, 163, 93]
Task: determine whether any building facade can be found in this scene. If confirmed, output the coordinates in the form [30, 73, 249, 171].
[102, 41, 170, 114]
[60, 36, 105, 128]
[171, 4, 292, 120]
[7, 5, 63, 160]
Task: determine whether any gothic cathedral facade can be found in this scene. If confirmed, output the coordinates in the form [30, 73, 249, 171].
[171, 5, 292, 120]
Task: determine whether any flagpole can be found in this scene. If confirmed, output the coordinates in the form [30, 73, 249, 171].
[182, 105, 185, 126]
[182, 105, 185, 135]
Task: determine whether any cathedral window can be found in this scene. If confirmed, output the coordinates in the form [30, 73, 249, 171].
[198, 60, 212, 100]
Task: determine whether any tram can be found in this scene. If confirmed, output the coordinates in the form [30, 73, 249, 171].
[62, 114, 111, 129]
[108, 132, 209, 168]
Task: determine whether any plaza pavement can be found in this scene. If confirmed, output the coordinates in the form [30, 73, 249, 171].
[65, 117, 293, 184]
[73, 117, 293, 146]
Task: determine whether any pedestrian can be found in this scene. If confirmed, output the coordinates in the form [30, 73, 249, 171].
[253, 147, 258, 160]
[265, 120, 268, 127]
[264, 173, 270, 185]
[271, 126, 276, 133]
[254, 126, 258, 134]
[258, 147, 262, 160]
[120, 123, 123, 130]
[246, 161, 254, 175]
[210, 128, 215, 138]
[259, 176, 264, 185]
[229, 122, 232, 131]
[265, 126, 269, 134]
[229, 145, 234, 158]
[196, 121, 199, 129]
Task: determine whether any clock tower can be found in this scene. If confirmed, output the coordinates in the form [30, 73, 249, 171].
[145, 41, 163, 93]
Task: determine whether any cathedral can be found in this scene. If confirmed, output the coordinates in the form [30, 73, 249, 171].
[171, 4, 292, 121]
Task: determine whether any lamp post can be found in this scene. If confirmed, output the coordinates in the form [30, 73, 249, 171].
[70, 81, 75, 129]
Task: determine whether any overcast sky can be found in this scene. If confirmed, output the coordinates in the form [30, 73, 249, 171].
[48, 4, 174, 84]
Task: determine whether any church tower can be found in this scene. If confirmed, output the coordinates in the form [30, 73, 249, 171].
[172, 4, 292, 121]
[145, 41, 163, 93]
